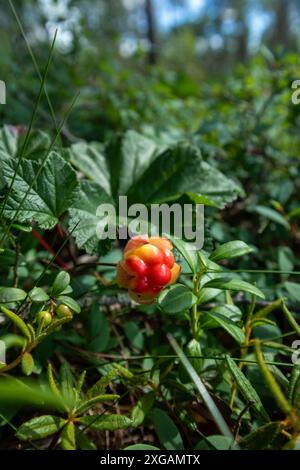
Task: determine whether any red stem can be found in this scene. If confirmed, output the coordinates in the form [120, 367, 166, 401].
[31, 228, 69, 269]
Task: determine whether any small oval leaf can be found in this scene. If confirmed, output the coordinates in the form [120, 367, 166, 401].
[158, 284, 197, 315]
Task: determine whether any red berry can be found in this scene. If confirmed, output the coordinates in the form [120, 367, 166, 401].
[130, 276, 149, 293]
[125, 255, 148, 276]
[148, 264, 171, 286]
[163, 249, 174, 268]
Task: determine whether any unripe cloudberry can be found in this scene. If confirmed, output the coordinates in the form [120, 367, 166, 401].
[116, 235, 181, 304]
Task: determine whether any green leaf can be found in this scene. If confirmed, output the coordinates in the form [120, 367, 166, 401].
[168, 334, 234, 441]
[239, 422, 282, 450]
[203, 277, 265, 299]
[28, 287, 49, 303]
[186, 338, 202, 374]
[47, 363, 62, 399]
[88, 305, 110, 352]
[18, 129, 51, 161]
[16, 415, 66, 441]
[69, 131, 157, 198]
[198, 287, 222, 305]
[209, 240, 252, 262]
[169, 236, 197, 273]
[1, 152, 78, 229]
[79, 415, 132, 431]
[197, 251, 222, 272]
[124, 321, 144, 350]
[152, 408, 184, 450]
[251, 205, 289, 229]
[87, 369, 118, 398]
[0, 287, 27, 303]
[225, 355, 270, 421]
[278, 247, 294, 272]
[68, 141, 111, 195]
[111, 363, 134, 379]
[124, 444, 160, 450]
[209, 304, 242, 322]
[21, 352, 35, 376]
[195, 435, 234, 450]
[106, 131, 158, 198]
[0, 377, 69, 410]
[131, 393, 155, 427]
[0, 249, 26, 267]
[59, 363, 76, 401]
[56, 296, 81, 314]
[52, 271, 70, 297]
[127, 144, 242, 208]
[284, 282, 300, 303]
[0, 306, 32, 341]
[75, 428, 96, 450]
[281, 300, 300, 336]
[75, 394, 120, 415]
[203, 311, 245, 344]
[158, 284, 197, 315]
[288, 363, 300, 410]
[61, 422, 76, 450]
[68, 180, 113, 255]
[0, 126, 18, 157]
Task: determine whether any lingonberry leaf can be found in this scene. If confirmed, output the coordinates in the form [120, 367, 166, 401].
[28, 287, 49, 303]
[151, 408, 184, 450]
[158, 284, 197, 315]
[51, 271, 70, 297]
[56, 296, 80, 314]
[202, 311, 245, 344]
[209, 240, 253, 262]
[0, 287, 27, 303]
[203, 277, 265, 299]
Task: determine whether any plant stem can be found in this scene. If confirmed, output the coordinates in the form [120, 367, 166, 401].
[254, 339, 291, 415]
[190, 272, 201, 339]
[229, 294, 256, 409]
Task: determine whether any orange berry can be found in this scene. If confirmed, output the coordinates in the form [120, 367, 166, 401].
[116, 261, 133, 288]
[149, 236, 172, 251]
[134, 243, 164, 265]
[124, 235, 149, 254]
[168, 263, 181, 285]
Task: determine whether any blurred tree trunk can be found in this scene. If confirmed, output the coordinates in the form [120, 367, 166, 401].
[271, 0, 290, 49]
[145, 0, 157, 64]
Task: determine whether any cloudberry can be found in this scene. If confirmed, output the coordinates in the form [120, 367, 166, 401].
[116, 235, 181, 304]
